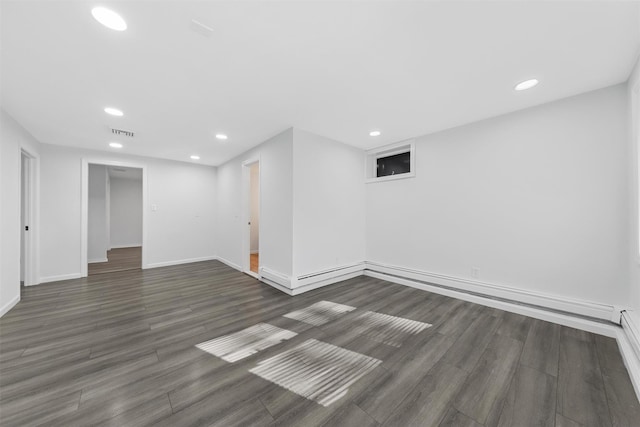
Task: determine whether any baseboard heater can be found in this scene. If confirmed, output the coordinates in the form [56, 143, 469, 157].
[366, 266, 618, 327]
[297, 262, 365, 281]
[621, 311, 640, 362]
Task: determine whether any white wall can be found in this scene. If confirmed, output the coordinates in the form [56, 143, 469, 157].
[292, 129, 366, 277]
[216, 127, 366, 290]
[217, 129, 294, 277]
[249, 164, 260, 253]
[87, 164, 108, 262]
[38, 143, 217, 281]
[366, 85, 629, 308]
[110, 177, 142, 248]
[0, 110, 41, 316]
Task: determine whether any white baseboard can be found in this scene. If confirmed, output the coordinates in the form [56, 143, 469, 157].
[145, 255, 218, 269]
[0, 294, 20, 318]
[260, 267, 292, 294]
[109, 244, 142, 249]
[291, 262, 366, 295]
[292, 271, 363, 295]
[259, 263, 366, 296]
[261, 278, 294, 296]
[39, 273, 82, 284]
[620, 311, 640, 401]
[216, 256, 243, 272]
[365, 270, 617, 338]
[250, 250, 259, 255]
[245, 271, 260, 279]
[365, 261, 615, 321]
[88, 258, 108, 263]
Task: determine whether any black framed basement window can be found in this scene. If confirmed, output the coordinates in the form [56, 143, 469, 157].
[376, 152, 411, 177]
[366, 140, 415, 183]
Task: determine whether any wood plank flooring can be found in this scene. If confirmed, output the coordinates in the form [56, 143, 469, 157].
[251, 253, 259, 273]
[88, 246, 142, 275]
[1, 260, 638, 426]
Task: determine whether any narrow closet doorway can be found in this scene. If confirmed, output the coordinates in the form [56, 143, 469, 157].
[87, 164, 143, 275]
[245, 161, 260, 276]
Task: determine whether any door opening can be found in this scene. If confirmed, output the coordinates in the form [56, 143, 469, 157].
[243, 159, 260, 277]
[87, 164, 143, 275]
[20, 152, 28, 286]
[82, 160, 146, 277]
[20, 149, 37, 286]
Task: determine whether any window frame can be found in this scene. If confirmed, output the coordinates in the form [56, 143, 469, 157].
[365, 140, 416, 184]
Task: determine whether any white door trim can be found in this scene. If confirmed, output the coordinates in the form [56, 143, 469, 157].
[80, 158, 148, 277]
[242, 156, 260, 276]
[20, 148, 39, 286]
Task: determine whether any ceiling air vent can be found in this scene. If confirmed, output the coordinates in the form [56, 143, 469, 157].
[111, 128, 135, 138]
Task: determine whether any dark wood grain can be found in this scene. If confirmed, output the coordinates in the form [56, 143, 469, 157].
[354, 332, 455, 423]
[88, 246, 141, 275]
[210, 398, 273, 427]
[382, 361, 468, 426]
[322, 402, 379, 427]
[497, 365, 556, 427]
[496, 311, 531, 342]
[595, 335, 640, 427]
[438, 308, 503, 373]
[0, 260, 637, 427]
[557, 327, 612, 427]
[520, 318, 561, 377]
[452, 333, 523, 425]
[438, 407, 483, 427]
[556, 413, 585, 427]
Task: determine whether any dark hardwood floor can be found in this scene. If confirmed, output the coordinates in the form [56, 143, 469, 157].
[88, 246, 142, 276]
[0, 260, 638, 426]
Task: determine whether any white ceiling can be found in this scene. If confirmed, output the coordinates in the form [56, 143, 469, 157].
[2, 1, 639, 166]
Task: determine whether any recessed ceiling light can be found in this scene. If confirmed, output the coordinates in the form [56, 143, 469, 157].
[109, 142, 123, 148]
[514, 78, 539, 91]
[369, 130, 381, 137]
[190, 155, 200, 160]
[104, 107, 123, 117]
[215, 134, 228, 140]
[91, 7, 127, 31]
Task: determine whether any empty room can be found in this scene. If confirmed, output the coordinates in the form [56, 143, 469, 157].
[1, 1, 640, 426]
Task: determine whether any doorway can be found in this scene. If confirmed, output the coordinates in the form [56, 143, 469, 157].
[20, 152, 29, 285]
[20, 149, 37, 287]
[81, 160, 147, 277]
[243, 159, 260, 276]
[20, 153, 27, 285]
[87, 164, 143, 275]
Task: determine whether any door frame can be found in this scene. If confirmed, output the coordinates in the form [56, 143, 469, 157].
[20, 148, 39, 286]
[80, 158, 148, 277]
[242, 157, 260, 278]
[634, 80, 640, 263]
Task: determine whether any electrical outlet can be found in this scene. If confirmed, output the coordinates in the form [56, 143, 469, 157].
[471, 267, 480, 279]
[151, 204, 157, 212]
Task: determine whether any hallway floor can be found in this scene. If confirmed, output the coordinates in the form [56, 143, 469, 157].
[250, 253, 259, 273]
[88, 246, 142, 275]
